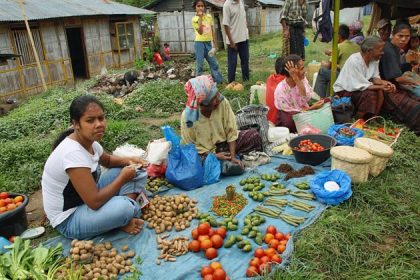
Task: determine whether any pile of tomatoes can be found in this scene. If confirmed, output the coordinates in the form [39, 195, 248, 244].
[294, 139, 326, 152]
[0, 192, 24, 214]
[188, 222, 227, 260]
[245, 226, 290, 277]
[339, 127, 356, 137]
[201, 262, 230, 280]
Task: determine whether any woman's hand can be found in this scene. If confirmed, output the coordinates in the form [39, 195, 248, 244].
[231, 157, 244, 169]
[119, 165, 137, 183]
[127, 156, 149, 168]
[285, 61, 300, 82]
[309, 100, 324, 110]
[216, 152, 231, 161]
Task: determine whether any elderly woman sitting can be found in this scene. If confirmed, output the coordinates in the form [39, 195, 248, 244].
[180, 75, 261, 165]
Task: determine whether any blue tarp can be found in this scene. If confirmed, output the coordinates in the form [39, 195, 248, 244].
[44, 156, 330, 280]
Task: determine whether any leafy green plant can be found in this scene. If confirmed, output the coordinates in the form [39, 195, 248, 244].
[124, 80, 185, 113]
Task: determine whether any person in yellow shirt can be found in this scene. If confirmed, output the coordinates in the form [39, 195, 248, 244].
[192, 0, 223, 83]
[181, 75, 261, 165]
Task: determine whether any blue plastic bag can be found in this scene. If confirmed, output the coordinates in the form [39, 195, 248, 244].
[332, 96, 351, 107]
[165, 143, 204, 190]
[328, 124, 364, 146]
[162, 125, 181, 148]
[310, 169, 352, 205]
[203, 153, 221, 185]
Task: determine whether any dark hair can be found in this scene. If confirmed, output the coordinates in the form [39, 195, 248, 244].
[52, 95, 105, 150]
[193, 0, 206, 8]
[275, 56, 284, 74]
[164, 42, 169, 47]
[280, 54, 302, 76]
[338, 24, 350, 40]
[392, 23, 411, 35]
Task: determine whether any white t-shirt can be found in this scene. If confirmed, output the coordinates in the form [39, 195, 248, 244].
[42, 138, 103, 228]
[333, 52, 381, 92]
[222, 0, 249, 44]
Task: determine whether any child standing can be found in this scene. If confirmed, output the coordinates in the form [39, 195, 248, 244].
[163, 43, 171, 61]
[192, 0, 223, 83]
[274, 54, 324, 132]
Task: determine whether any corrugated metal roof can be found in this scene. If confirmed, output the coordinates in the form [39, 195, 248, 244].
[257, 0, 284, 6]
[206, 0, 226, 8]
[0, 0, 154, 22]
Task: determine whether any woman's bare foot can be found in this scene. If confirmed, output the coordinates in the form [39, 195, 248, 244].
[121, 218, 144, 235]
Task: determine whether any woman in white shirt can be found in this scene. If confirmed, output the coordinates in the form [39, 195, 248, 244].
[42, 95, 147, 239]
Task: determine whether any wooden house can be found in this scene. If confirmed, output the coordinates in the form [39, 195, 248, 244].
[0, 0, 153, 100]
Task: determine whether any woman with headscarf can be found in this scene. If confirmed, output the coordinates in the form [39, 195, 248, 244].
[180, 75, 262, 165]
[349, 20, 365, 45]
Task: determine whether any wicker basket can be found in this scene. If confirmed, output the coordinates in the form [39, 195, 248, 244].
[354, 137, 394, 176]
[331, 146, 373, 183]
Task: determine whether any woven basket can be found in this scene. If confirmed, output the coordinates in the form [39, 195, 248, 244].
[331, 146, 372, 183]
[354, 137, 394, 176]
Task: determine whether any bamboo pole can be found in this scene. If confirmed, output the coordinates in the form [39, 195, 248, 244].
[329, 0, 340, 96]
[18, 0, 47, 91]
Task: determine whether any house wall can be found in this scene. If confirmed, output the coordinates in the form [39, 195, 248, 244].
[0, 15, 143, 100]
[0, 21, 72, 100]
[156, 11, 196, 53]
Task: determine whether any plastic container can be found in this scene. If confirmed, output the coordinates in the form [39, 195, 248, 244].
[289, 134, 337, 166]
[268, 127, 290, 142]
[330, 146, 372, 183]
[307, 60, 321, 86]
[354, 137, 393, 176]
[0, 193, 29, 239]
[249, 84, 267, 105]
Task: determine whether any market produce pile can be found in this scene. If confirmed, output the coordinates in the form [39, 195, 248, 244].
[43, 157, 328, 280]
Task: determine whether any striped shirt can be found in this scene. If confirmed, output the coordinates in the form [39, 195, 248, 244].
[280, 0, 307, 25]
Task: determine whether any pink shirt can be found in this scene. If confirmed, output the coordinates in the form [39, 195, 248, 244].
[274, 77, 313, 113]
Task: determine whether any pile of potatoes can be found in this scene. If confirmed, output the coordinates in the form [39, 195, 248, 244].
[141, 194, 198, 234]
[66, 240, 136, 280]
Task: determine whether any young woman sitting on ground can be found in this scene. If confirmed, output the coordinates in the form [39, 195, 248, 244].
[274, 54, 324, 132]
[42, 95, 148, 239]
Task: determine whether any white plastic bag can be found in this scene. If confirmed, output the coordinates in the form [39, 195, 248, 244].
[268, 127, 290, 143]
[113, 143, 147, 158]
[147, 139, 171, 165]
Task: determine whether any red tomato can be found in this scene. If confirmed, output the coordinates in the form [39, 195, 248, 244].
[210, 234, 224, 249]
[192, 228, 199, 240]
[246, 266, 259, 277]
[14, 196, 24, 203]
[203, 275, 214, 280]
[0, 192, 8, 199]
[0, 200, 5, 207]
[205, 248, 218, 260]
[212, 268, 226, 280]
[188, 240, 201, 252]
[260, 256, 270, 264]
[215, 228, 227, 239]
[254, 248, 265, 258]
[275, 232, 285, 241]
[201, 266, 214, 277]
[198, 222, 211, 236]
[265, 225, 277, 235]
[249, 257, 261, 267]
[271, 254, 282, 264]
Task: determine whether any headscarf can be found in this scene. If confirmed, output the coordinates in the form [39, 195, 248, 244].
[184, 75, 224, 127]
[349, 20, 363, 31]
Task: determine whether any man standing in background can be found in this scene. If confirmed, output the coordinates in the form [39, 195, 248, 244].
[280, 0, 307, 59]
[223, 0, 250, 83]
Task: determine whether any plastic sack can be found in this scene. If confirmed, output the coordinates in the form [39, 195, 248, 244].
[162, 125, 181, 148]
[310, 169, 352, 205]
[147, 163, 167, 178]
[328, 124, 364, 146]
[147, 139, 171, 165]
[293, 103, 334, 134]
[165, 143, 204, 191]
[113, 143, 146, 159]
[299, 125, 321, 135]
[203, 153, 221, 185]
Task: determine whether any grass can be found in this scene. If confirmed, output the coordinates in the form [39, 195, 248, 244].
[0, 16, 419, 279]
